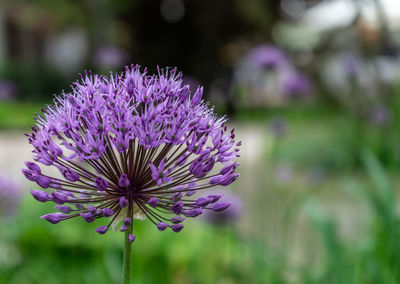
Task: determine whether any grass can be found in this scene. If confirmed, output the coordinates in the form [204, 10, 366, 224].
[0, 101, 43, 130]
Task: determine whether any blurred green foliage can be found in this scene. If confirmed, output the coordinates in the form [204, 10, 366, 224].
[2, 149, 400, 283]
[299, 150, 400, 284]
[0, 196, 280, 284]
[0, 101, 42, 129]
[0, 61, 74, 102]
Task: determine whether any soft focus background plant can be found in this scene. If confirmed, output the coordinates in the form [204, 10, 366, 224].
[1, 0, 400, 283]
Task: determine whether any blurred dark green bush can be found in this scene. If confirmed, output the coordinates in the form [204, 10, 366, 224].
[0, 61, 73, 102]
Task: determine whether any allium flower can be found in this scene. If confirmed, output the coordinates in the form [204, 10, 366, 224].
[23, 65, 240, 243]
[0, 173, 21, 218]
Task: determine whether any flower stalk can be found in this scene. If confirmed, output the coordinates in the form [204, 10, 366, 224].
[123, 229, 132, 284]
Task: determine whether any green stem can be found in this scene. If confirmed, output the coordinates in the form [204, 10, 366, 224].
[122, 230, 132, 284]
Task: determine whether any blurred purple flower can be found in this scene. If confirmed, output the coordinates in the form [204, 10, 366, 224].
[203, 190, 242, 225]
[269, 118, 287, 138]
[249, 45, 287, 69]
[276, 165, 293, 182]
[94, 46, 130, 69]
[341, 53, 359, 78]
[0, 80, 18, 101]
[369, 106, 391, 127]
[282, 72, 311, 97]
[0, 173, 21, 218]
[23, 65, 241, 242]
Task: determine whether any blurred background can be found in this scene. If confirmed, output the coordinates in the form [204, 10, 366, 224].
[1, 0, 400, 283]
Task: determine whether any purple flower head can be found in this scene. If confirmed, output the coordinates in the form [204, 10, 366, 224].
[51, 192, 68, 204]
[55, 205, 72, 214]
[41, 213, 65, 224]
[119, 197, 129, 208]
[213, 202, 231, 211]
[36, 175, 51, 189]
[96, 225, 109, 234]
[58, 166, 79, 182]
[128, 234, 136, 243]
[95, 176, 109, 191]
[171, 223, 184, 232]
[80, 212, 95, 223]
[150, 158, 172, 186]
[147, 197, 159, 207]
[195, 197, 211, 207]
[156, 222, 169, 231]
[171, 216, 185, 223]
[184, 208, 203, 217]
[172, 201, 183, 214]
[102, 207, 114, 217]
[25, 161, 41, 175]
[123, 217, 131, 226]
[23, 65, 240, 242]
[248, 45, 287, 69]
[22, 168, 37, 181]
[31, 189, 50, 202]
[118, 174, 130, 187]
[0, 173, 21, 218]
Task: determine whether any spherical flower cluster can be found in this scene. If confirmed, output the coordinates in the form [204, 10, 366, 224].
[0, 173, 21, 219]
[23, 65, 240, 242]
